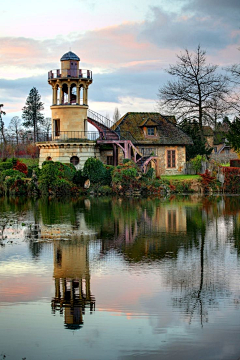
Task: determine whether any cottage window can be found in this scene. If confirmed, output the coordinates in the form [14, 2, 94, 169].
[167, 150, 176, 168]
[147, 127, 155, 136]
[107, 156, 114, 165]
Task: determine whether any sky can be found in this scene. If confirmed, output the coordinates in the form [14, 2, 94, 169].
[0, 0, 240, 125]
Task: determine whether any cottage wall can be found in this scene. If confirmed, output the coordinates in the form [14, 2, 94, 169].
[99, 144, 186, 175]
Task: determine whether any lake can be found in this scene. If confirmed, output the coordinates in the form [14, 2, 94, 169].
[0, 195, 240, 360]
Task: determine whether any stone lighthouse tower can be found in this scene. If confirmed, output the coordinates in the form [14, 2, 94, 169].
[38, 51, 99, 168]
[48, 51, 92, 137]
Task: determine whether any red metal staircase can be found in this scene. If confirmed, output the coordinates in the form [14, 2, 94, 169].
[87, 109, 156, 172]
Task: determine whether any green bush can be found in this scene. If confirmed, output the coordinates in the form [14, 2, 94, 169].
[38, 163, 59, 194]
[190, 155, 206, 173]
[27, 165, 41, 178]
[53, 178, 72, 196]
[54, 162, 76, 181]
[112, 163, 141, 193]
[0, 169, 26, 182]
[6, 178, 28, 196]
[73, 169, 87, 186]
[123, 158, 131, 164]
[146, 168, 155, 179]
[82, 158, 108, 184]
[0, 159, 14, 171]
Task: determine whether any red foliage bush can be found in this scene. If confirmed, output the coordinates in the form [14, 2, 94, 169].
[199, 170, 216, 193]
[13, 160, 28, 175]
[221, 166, 240, 193]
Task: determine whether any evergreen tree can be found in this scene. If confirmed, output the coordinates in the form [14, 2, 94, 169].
[180, 119, 213, 161]
[226, 116, 240, 152]
[22, 87, 44, 142]
[0, 104, 6, 144]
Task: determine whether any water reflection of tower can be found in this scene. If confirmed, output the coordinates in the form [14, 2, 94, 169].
[51, 240, 95, 330]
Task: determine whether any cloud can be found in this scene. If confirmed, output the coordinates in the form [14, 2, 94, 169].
[0, 3, 239, 118]
[184, 0, 240, 22]
[139, 6, 240, 51]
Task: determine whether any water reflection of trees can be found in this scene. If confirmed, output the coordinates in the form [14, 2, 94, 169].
[168, 200, 235, 326]
[0, 197, 30, 243]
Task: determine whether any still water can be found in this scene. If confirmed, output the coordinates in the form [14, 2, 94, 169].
[0, 195, 240, 360]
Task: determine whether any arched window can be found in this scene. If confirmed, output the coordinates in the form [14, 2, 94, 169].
[70, 84, 77, 104]
[70, 156, 80, 166]
[62, 83, 68, 104]
[46, 156, 52, 161]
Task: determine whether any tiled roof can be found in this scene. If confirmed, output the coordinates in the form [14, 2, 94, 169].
[60, 51, 80, 61]
[113, 112, 193, 145]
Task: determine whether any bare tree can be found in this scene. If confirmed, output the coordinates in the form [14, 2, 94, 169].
[203, 97, 231, 130]
[227, 63, 240, 85]
[158, 46, 230, 131]
[40, 117, 51, 140]
[8, 116, 22, 144]
[113, 107, 121, 123]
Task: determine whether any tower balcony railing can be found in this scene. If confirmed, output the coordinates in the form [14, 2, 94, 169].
[48, 69, 92, 80]
[37, 131, 99, 142]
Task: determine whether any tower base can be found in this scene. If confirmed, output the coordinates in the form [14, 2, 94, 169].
[37, 141, 100, 169]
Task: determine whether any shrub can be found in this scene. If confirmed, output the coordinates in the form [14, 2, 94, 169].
[53, 178, 72, 196]
[0, 161, 14, 171]
[54, 162, 76, 181]
[7, 178, 28, 196]
[190, 155, 206, 173]
[13, 160, 28, 175]
[199, 170, 216, 193]
[82, 158, 108, 184]
[112, 163, 141, 193]
[0, 169, 26, 182]
[146, 168, 155, 179]
[38, 163, 59, 194]
[73, 169, 87, 186]
[27, 165, 41, 178]
[222, 167, 240, 193]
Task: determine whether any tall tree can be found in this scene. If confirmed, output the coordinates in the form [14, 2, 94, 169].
[0, 104, 6, 144]
[113, 107, 121, 123]
[8, 116, 22, 145]
[226, 116, 240, 152]
[158, 46, 230, 131]
[180, 119, 213, 160]
[22, 87, 44, 142]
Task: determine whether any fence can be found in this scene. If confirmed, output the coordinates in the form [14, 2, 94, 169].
[184, 161, 209, 175]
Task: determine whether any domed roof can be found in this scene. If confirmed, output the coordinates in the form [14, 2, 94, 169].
[60, 51, 80, 61]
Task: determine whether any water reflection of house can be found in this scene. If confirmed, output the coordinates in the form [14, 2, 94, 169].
[100, 203, 187, 262]
[141, 204, 187, 234]
[51, 240, 95, 330]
